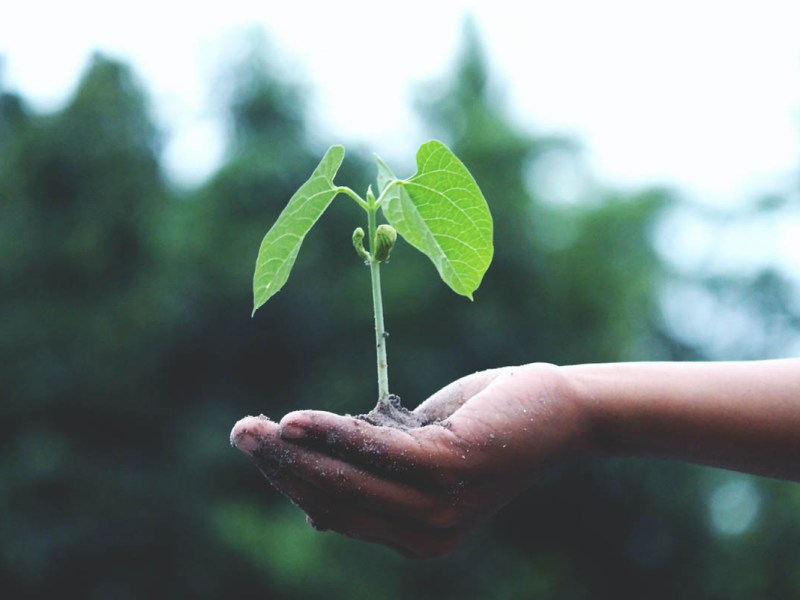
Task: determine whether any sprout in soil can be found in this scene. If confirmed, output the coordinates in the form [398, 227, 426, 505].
[251, 140, 493, 407]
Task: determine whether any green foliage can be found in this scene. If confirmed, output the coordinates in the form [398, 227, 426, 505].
[379, 140, 494, 299]
[250, 138, 493, 402]
[252, 140, 493, 312]
[2, 23, 799, 600]
[252, 145, 345, 313]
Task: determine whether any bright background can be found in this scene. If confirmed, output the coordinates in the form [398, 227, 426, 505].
[3, 0, 799, 197]
[2, 2, 799, 597]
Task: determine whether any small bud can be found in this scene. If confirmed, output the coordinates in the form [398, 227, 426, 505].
[352, 227, 369, 262]
[366, 184, 376, 204]
[374, 224, 397, 262]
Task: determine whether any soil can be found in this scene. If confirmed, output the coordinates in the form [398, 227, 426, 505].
[356, 394, 444, 430]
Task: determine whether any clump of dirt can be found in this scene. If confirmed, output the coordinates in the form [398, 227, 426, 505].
[356, 394, 440, 430]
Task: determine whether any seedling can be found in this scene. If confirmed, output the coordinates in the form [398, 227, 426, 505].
[252, 140, 493, 407]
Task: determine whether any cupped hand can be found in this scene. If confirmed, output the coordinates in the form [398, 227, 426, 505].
[230, 362, 588, 559]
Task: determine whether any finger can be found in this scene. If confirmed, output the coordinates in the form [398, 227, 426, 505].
[278, 410, 465, 482]
[308, 502, 468, 560]
[233, 416, 475, 557]
[230, 415, 280, 454]
[255, 429, 458, 526]
[265, 465, 468, 560]
[234, 415, 467, 525]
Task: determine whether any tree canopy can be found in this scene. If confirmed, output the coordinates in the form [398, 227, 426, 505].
[1, 28, 798, 599]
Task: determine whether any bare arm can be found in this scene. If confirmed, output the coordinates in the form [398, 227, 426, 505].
[231, 359, 800, 558]
[565, 359, 800, 480]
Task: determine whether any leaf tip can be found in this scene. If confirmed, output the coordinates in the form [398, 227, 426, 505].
[322, 145, 346, 175]
[373, 152, 388, 170]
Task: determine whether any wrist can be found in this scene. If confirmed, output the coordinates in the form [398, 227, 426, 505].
[556, 363, 610, 459]
[514, 362, 598, 460]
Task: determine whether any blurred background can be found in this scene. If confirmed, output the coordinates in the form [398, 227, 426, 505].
[2, 2, 799, 598]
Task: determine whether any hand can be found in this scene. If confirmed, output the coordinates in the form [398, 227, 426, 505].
[230, 363, 588, 559]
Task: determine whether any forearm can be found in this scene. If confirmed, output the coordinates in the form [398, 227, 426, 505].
[561, 360, 800, 481]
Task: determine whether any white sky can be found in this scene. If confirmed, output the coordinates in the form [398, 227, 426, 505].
[2, 0, 799, 204]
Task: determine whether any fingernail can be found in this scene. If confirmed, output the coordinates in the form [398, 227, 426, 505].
[281, 422, 307, 440]
[230, 416, 271, 454]
[231, 431, 261, 454]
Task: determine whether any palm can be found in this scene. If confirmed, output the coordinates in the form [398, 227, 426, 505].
[231, 363, 578, 558]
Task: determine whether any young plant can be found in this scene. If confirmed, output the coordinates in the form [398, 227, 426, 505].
[252, 140, 493, 407]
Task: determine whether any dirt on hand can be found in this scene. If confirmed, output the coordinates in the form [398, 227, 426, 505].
[356, 394, 443, 430]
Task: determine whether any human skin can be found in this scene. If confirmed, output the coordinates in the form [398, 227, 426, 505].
[230, 359, 800, 559]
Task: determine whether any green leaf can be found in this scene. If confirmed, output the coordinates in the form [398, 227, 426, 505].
[252, 145, 345, 315]
[375, 154, 396, 196]
[375, 156, 429, 252]
[380, 140, 493, 299]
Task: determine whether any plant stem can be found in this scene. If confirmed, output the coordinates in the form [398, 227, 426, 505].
[336, 186, 369, 211]
[367, 203, 390, 405]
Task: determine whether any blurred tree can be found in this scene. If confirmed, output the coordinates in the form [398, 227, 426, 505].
[215, 22, 704, 600]
[407, 24, 705, 599]
[652, 198, 800, 599]
[1, 54, 164, 414]
[2, 22, 798, 600]
[0, 54, 264, 597]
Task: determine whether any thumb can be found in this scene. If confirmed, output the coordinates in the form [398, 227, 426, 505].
[414, 368, 504, 423]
